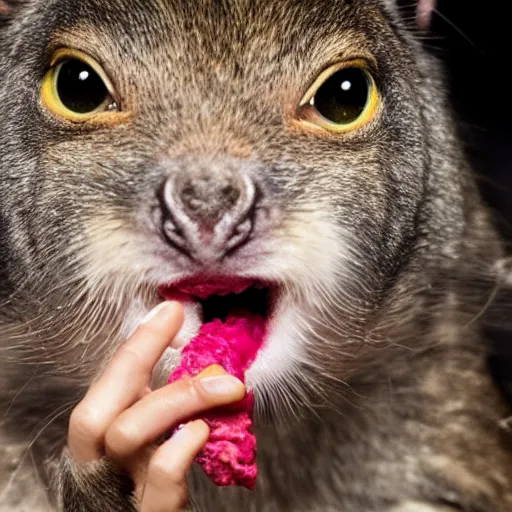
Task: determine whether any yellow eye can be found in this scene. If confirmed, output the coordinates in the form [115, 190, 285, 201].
[298, 61, 380, 133]
[41, 49, 119, 122]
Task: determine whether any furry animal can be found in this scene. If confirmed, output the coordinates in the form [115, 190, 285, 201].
[1, 0, 512, 510]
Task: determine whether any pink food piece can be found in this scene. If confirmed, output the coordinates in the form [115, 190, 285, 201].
[168, 314, 265, 489]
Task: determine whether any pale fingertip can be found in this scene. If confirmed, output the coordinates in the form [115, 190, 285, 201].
[171, 419, 210, 445]
[197, 374, 246, 400]
[140, 301, 182, 326]
[190, 419, 210, 439]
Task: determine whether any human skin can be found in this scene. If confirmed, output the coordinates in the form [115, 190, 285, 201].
[68, 301, 246, 512]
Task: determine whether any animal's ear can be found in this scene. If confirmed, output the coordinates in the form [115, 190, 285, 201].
[416, 0, 437, 31]
[387, 0, 437, 32]
[0, 1, 24, 27]
[0, 1, 11, 16]
[0, 0, 14, 22]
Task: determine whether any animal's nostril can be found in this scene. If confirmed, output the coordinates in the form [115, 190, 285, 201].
[221, 185, 240, 205]
[182, 184, 195, 199]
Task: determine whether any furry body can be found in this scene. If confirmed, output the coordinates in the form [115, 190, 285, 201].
[1, 0, 512, 510]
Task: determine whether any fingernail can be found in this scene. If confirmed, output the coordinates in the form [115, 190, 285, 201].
[195, 364, 226, 379]
[171, 422, 194, 443]
[140, 301, 176, 325]
[171, 420, 208, 442]
[198, 375, 245, 397]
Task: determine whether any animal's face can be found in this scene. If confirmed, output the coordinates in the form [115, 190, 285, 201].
[0, 0, 439, 414]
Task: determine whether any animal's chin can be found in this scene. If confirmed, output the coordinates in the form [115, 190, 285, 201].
[156, 276, 282, 383]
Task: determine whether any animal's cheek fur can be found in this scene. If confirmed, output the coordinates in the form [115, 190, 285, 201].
[81, 200, 377, 408]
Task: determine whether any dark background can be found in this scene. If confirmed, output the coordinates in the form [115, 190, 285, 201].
[431, 0, 512, 248]
[421, 1, 512, 400]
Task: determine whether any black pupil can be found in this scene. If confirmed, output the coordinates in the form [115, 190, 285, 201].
[56, 59, 109, 114]
[313, 68, 370, 124]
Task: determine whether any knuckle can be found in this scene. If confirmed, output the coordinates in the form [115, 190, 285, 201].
[169, 375, 204, 404]
[186, 377, 211, 404]
[105, 422, 138, 460]
[115, 343, 143, 366]
[69, 405, 104, 442]
[115, 341, 153, 375]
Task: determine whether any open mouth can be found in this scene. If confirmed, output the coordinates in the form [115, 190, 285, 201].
[158, 277, 277, 367]
[198, 285, 271, 324]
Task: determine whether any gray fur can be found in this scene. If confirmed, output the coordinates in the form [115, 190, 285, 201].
[1, 0, 512, 511]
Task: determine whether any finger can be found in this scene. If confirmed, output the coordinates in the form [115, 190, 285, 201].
[104, 365, 244, 462]
[69, 301, 184, 463]
[140, 420, 210, 512]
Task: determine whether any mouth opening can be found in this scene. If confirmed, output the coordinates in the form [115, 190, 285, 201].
[159, 276, 276, 333]
[159, 277, 276, 373]
[200, 286, 271, 323]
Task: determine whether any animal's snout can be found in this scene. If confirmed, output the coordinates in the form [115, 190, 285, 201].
[160, 159, 257, 261]
[171, 171, 243, 228]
